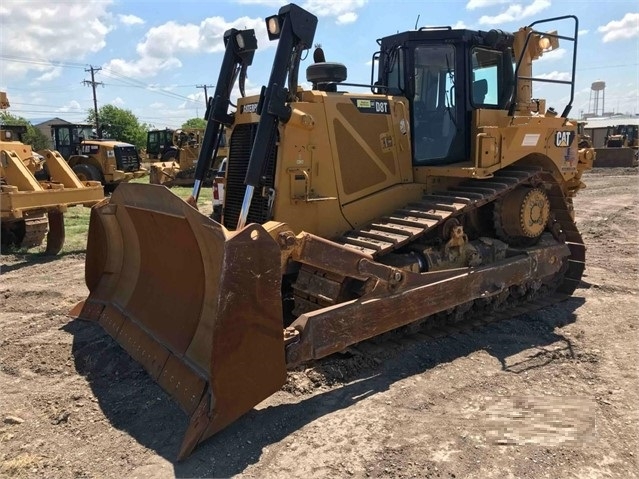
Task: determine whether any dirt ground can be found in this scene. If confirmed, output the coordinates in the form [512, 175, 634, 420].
[1, 167, 637, 479]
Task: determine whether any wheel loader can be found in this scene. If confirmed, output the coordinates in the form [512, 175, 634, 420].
[1, 92, 104, 254]
[51, 124, 147, 189]
[147, 127, 229, 187]
[72, 4, 593, 459]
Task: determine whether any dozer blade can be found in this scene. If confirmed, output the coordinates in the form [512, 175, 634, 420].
[593, 147, 638, 167]
[74, 183, 286, 459]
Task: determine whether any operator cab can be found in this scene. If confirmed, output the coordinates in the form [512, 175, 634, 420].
[376, 27, 515, 166]
[51, 124, 95, 159]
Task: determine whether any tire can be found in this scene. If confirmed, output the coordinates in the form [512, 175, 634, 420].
[72, 163, 101, 182]
[34, 164, 51, 181]
[306, 62, 347, 84]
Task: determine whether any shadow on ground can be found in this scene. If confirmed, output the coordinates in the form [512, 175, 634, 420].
[1, 250, 85, 273]
[63, 295, 583, 477]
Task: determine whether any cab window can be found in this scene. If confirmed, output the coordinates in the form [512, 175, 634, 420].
[412, 44, 457, 164]
[471, 48, 504, 108]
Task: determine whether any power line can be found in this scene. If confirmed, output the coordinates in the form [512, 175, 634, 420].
[577, 62, 639, 71]
[0, 54, 87, 70]
[10, 100, 93, 108]
[98, 68, 196, 103]
[1, 54, 201, 105]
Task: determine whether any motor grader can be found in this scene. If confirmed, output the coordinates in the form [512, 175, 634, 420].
[147, 127, 229, 187]
[0, 92, 104, 254]
[73, 4, 593, 459]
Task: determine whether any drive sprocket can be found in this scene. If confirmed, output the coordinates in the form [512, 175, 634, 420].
[494, 186, 550, 246]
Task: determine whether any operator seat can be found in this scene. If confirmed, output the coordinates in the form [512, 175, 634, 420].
[473, 79, 488, 105]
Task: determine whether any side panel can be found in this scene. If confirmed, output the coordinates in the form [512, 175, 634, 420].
[233, 92, 416, 239]
[324, 95, 413, 206]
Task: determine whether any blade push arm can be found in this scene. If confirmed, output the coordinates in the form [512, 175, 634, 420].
[236, 4, 318, 229]
[190, 28, 258, 203]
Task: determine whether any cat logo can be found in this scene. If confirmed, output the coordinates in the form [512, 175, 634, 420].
[555, 131, 575, 147]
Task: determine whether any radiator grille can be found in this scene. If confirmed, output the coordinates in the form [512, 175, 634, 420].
[115, 145, 141, 171]
[223, 123, 278, 230]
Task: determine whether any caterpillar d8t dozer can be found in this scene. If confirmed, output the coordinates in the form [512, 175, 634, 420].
[1, 92, 104, 254]
[73, 4, 593, 459]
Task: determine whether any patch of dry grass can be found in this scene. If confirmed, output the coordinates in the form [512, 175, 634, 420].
[0, 453, 41, 477]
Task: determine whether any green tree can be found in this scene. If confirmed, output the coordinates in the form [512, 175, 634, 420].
[182, 117, 207, 129]
[0, 112, 51, 150]
[87, 105, 149, 149]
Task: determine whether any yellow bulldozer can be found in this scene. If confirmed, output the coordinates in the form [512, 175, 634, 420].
[73, 4, 593, 458]
[1, 92, 104, 254]
[147, 127, 229, 187]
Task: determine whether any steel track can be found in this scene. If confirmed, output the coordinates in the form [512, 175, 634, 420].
[291, 164, 585, 331]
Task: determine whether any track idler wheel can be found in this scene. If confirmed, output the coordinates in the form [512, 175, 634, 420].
[494, 186, 550, 246]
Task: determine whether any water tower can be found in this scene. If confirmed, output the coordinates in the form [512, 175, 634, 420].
[589, 80, 606, 117]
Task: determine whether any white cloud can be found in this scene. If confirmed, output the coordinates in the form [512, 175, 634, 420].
[0, 0, 114, 81]
[179, 92, 206, 110]
[102, 1, 370, 80]
[535, 71, 571, 81]
[57, 100, 83, 112]
[103, 16, 267, 79]
[111, 97, 125, 107]
[33, 66, 63, 83]
[598, 13, 639, 43]
[537, 48, 566, 61]
[466, 0, 510, 10]
[235, 0, 286, 6]
[578, 29, 589, 36]
[303, 0, 367, 22]
[478, 0, 551, 25]
[119, 14, 145, 26]
[136, 21, 200, 57]
[236, 0, 368, 24]
[337, 12, 358, 24]
[102, 57, 183, 79]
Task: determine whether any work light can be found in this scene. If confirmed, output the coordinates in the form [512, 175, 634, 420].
[266, 15, 281, 40]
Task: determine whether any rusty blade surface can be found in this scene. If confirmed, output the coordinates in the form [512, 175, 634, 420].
[76, 183, 286, 459]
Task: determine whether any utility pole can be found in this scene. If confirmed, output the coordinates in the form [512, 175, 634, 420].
[196, 84, 214, 104]
[84, 66, 103, 138]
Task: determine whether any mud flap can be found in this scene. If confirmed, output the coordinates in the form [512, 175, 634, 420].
[75, 183, 286, 459]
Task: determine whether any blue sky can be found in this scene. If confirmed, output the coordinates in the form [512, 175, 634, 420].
[1, 0, 637, 129]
